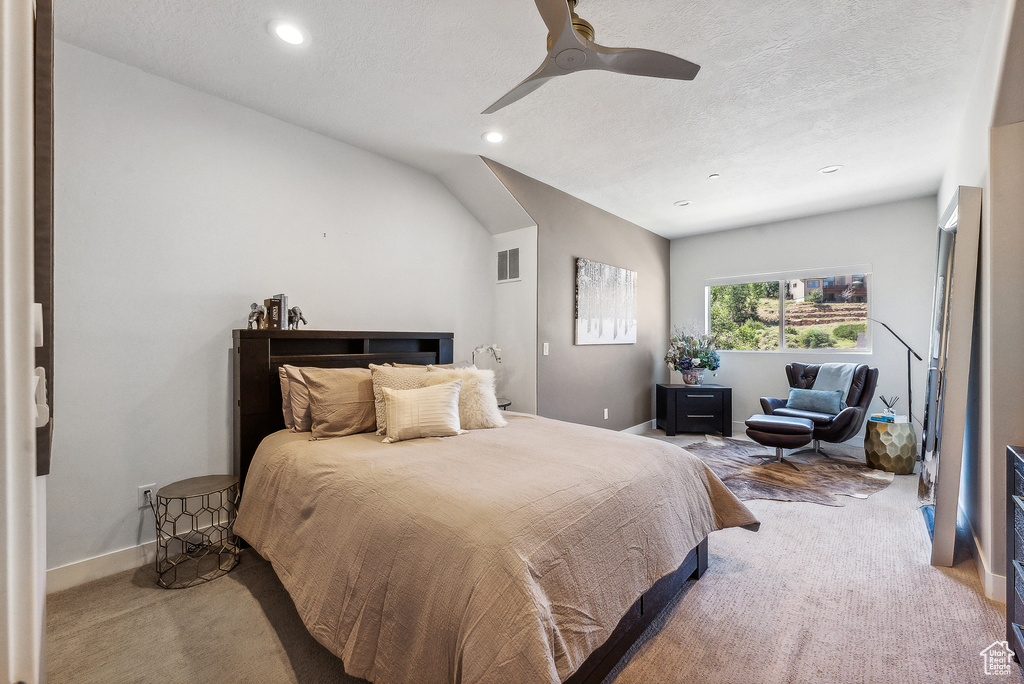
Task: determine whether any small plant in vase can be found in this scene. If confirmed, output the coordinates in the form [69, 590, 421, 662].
[665, 327, 721, 385]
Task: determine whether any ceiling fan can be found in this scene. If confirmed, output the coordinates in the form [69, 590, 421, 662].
[483, 0, 700, 114]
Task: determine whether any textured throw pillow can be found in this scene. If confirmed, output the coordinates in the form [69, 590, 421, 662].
[381, 381, 465, 443]
[300, 367, 377, 438]
[422, 367, 507, 430]
[369, 364, 432, 435]
[283, 365, 313, 432]
[278, 367, 294, 429]
[786, 388, 844, 415]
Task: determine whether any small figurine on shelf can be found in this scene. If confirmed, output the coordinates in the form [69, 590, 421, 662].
[247, 302, 267, 330]
[287, 306, 308, 330]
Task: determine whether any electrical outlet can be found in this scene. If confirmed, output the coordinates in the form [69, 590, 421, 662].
[138, 483, 156, 510]
[603, 408, 609, 420]
[543, 342, 549, 356]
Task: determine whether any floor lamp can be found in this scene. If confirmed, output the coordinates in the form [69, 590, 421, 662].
[868, 318, 922, 425]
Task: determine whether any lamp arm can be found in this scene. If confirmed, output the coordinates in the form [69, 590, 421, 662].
[868, 318, 922, 361]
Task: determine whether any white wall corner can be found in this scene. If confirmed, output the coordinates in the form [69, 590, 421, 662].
[47, 541, 156, 594]
[621, 420, 657, 435]
[962, 504, 1006, 603]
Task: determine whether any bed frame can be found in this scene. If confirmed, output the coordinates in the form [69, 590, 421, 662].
[231, 329, 708, 684]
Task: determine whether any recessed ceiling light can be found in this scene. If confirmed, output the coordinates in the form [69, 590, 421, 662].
[482, 131, 505, 143]
[269, 21, 305, 45]
[708, 173, 720, 180]
[818, 165, 843, 175]
[674, 200, 692, 207]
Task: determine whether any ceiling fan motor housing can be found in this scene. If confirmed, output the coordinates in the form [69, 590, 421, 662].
[547, 0, 595, 50]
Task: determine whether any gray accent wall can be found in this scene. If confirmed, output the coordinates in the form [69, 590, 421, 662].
[484, 160, 670, 431]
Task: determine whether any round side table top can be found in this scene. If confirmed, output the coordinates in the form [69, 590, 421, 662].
[497, 397, 512, 410]
[157, 474, 239, 499]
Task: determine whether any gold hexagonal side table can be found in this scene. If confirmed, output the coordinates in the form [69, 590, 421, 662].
[153, 474, 240, 589]
[864, 421, 917, 475]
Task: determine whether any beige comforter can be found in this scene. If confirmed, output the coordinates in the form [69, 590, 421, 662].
[234, 413, 758, 684]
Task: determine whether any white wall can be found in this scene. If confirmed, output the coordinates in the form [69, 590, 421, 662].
[939, 0, 1016, 207]
[491, 227, 538, 414]
[938, 0, 1022, 601]
[670, 197, 938, 438]
[49, 43, 496, 572]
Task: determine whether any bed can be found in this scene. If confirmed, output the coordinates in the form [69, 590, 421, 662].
[232, 330, 758, 684]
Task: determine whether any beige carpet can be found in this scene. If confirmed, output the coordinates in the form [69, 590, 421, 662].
[49, 474, 1017, 683]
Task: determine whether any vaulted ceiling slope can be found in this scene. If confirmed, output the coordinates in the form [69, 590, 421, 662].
[55, 0, 1001, 238]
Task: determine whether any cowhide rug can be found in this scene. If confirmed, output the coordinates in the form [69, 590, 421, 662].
[653, 435, 895, 507]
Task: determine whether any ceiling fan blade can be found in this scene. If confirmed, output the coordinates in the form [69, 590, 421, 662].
[482, 60, 560, 114]
[533, 0, 571, 37]
[588, 44, 700, 81]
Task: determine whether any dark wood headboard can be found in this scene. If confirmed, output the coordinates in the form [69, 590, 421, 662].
[232, 330, 454, 487]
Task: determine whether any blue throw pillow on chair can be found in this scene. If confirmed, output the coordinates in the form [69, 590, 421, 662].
[786, 388, 844, 415]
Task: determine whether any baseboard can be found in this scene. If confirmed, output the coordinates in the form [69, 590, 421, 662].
[46, 540, 155, 594]
[961, 505, 1006, 603]
[621, 420, 656, 435]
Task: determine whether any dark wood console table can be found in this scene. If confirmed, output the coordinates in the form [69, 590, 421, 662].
[656, 384, 732, 437]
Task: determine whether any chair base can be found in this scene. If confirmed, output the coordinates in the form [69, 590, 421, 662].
[759, 447, 801, 471]
[789, 439, 833, 459]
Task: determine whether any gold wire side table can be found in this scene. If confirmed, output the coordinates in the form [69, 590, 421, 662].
[152, 474, 240, 589]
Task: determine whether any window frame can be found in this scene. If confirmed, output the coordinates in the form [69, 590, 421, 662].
[705, 264, 872, 353]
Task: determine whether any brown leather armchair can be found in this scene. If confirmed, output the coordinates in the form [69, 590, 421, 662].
[760, 362, 878, 450]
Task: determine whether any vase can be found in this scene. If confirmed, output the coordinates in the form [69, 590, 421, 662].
[681, 368, 705, 385]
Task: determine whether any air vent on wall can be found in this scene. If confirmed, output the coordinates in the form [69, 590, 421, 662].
[497, 248, 520, 283]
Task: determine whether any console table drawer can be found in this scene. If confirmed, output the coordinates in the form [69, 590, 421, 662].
[1015, 451, 1024, 496]
[675, 413, 722, 435]
[1015, 497, 1024, 562]
[676, 391, 722, 413]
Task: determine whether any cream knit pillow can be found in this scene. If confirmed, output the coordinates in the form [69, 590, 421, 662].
[422, 367, 507, 430]
[381, 381, 464, 443]
[369, 364, 431, 435]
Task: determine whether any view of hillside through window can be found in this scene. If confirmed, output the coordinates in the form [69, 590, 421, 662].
[710, 274, 869, 351]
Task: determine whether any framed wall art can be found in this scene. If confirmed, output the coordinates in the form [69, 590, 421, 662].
[574, 258, 637, 345]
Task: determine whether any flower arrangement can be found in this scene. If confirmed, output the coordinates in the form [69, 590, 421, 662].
[665, 327, 721, 374]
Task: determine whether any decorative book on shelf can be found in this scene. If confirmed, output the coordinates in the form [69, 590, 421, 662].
[263, 293, 288, 330]
[870, 413, 909, 424]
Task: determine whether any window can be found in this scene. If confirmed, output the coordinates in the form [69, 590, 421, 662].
[708, 269, 870, 351]
[709, 281, 780, 351]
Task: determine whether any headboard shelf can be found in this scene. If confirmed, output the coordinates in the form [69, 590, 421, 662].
[268, 352, 440, 367]
[233, 330, 454, 487]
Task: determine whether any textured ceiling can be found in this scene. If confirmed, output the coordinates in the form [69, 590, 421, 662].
[54, 0, 1000, 238]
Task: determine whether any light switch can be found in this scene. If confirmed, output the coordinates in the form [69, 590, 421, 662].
[543, 342, 549, 356]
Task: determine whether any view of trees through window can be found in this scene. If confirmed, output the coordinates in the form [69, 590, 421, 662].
[710, 274, 869, 351]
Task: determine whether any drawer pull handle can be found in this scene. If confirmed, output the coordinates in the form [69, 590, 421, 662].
[687, 394, 714, 398]
[687, 414, 715, 419]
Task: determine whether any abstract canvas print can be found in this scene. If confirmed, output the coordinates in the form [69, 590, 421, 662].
[575, 258, 637, 345]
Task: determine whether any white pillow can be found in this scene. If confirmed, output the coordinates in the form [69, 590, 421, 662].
[422, 367, 507, 430]
[381, 381, 465, 443]
[283, 365, 312, 432]
[278, 367, 294, 429]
